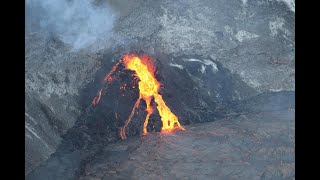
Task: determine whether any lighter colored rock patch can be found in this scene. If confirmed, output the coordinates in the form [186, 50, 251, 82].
[235, 30, 259, 42]
[203, 59, 218, 73]
[200, 65, 206, 74]
[169, 63, 184, 69]
[246, 0, 295, 12]
[269, 17, 290, 37]
[224, 26, 259, 42]
[270, 88, 286, 92]
[158, 5, 216, 54]
[25, 123, 50, 149]
[241, 0, 248, 5]
[183, 58, 218, 73]
[278, 0, 295, 12]
[25, 112, 37, 125]
[245, 78, 261, 88]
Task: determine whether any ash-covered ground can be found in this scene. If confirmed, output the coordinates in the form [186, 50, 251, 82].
[25, 0, 295, 179]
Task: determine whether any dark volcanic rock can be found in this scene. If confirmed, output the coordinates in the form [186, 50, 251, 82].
[78, 110, 295, 180]
[26, 53, 295, 179]
[229, 91, 295, 114]
[25, 32, 102, 174]
[155, 54, 257, 125]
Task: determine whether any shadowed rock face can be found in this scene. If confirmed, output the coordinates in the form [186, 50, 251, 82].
[25, 33, 103, 174]
[25, 0, 294, 177]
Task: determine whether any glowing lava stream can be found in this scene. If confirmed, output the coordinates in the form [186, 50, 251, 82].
[120, 54, 184, 139]
[103, 61, 121, 84]
[92, 89, 102, 105]
[91, 53, 185, 139]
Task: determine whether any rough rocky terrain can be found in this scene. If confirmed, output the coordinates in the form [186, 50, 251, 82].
[79, 110, 294, 180]
[27, 110, 295, 180]
[25, 0, 295, 177]
[25, 33, 103, 174]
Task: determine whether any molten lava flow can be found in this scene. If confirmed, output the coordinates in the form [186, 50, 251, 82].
[90, 53, 184, 139]
[103, 61, 121, 84]
[92, 89, 102, 105]
[91, 61, 121, 106]
[120, 95, 141, 139]
[143, 96, 153, 134]
[121, 54, 184, 139]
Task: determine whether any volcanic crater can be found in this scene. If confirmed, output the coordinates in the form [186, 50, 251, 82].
[25, 0, 295, 179]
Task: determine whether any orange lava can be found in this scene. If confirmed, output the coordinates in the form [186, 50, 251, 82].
[121, 53, 184, 139]
[103, 61, 121, 84]
[92, 89, 102, 105]
[91, 53, 184, 139]
[120, 95, 142, 139]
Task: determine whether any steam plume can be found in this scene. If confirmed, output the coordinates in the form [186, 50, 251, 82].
[26, 0, 115, 50]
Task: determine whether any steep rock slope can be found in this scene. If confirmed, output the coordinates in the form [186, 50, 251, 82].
[25, 33, 102, 174]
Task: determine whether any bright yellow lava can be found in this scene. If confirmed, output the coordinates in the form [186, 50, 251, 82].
[122, 54, 184, 138]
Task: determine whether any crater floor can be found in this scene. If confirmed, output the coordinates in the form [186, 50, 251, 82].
[79, 110, 294, 180]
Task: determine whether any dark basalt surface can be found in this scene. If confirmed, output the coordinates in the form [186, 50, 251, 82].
[27, 109, 295, 180]
[78, 110, 294, 180]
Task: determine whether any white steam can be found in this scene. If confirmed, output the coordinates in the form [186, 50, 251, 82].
[25, 0, 115, 50]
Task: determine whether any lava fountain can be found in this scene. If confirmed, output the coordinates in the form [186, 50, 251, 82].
[92, 53, 185, 139]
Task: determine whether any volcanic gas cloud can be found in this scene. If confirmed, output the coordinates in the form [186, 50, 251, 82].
[92, 53, 184, 139]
